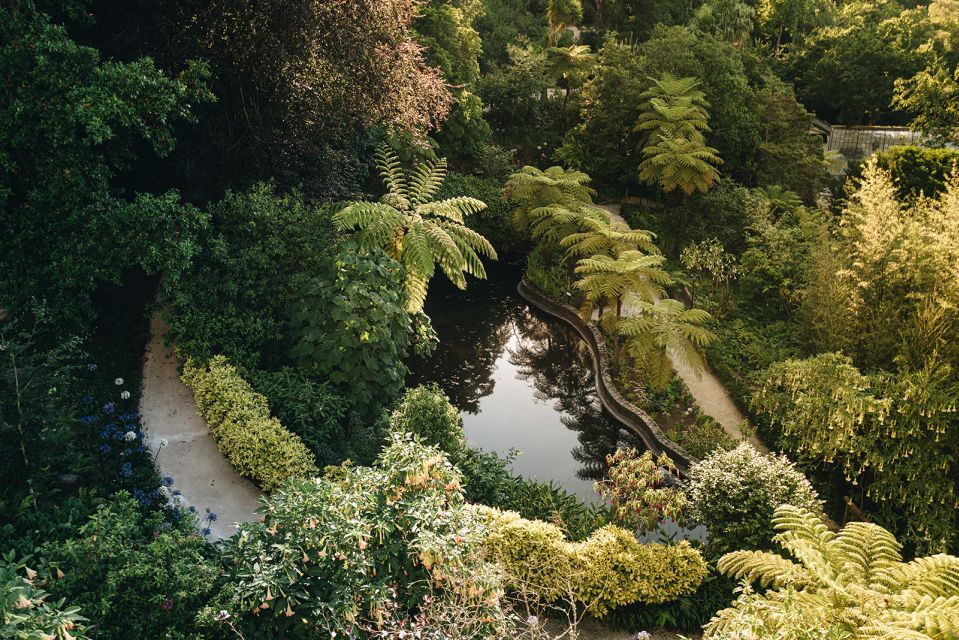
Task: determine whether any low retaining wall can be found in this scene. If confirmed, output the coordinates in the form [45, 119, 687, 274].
[517, 278, 697, 471]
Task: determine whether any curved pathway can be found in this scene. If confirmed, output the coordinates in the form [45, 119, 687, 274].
[140, 313, 262, 539]
[599, 203, 768, 453]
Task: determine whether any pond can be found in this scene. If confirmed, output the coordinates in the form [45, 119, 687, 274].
[407, 261, 646, 502]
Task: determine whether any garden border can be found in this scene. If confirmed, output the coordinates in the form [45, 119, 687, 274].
[517, 278, 698, 471]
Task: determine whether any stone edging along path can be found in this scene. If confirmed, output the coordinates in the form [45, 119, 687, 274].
[518, 278, 698, 471]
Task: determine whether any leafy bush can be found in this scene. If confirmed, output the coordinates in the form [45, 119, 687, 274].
[389, 384, 467, 463]
[663, 414, 737, 459]
[40, 494, 216, 640]
[250, 368, 380, 469]
[476, 506, 708, 617]
[459, 448, 607, 541]
[756, 353, 959, 552]
[164, 183, 337, 369]
[872, 145, 959, 198]
[684, 444, 822, 556]
[439, 172, 521, 254]
[210, 434, 509, 639]
[1, 552, 90, 640]
[181, 356, 317, 491]
[0, 1, 211, 332]
[606, 566, 736, 633]
[289, 246, 416, 420]
[525, 243, 569, 299]
[597, 449, 686, 533]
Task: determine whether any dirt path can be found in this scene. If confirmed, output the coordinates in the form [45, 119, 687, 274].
[598, 203, 768, 453]
[140, 313, 263, 539]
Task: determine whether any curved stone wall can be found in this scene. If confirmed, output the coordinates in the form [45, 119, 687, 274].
[518, 278, 698, 471]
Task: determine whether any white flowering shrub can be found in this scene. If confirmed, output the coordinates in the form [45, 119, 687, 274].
[684, 444, 822, 555]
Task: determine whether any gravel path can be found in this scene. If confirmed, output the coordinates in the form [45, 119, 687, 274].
[598, 203, 767, 452]
[140, 313, 262, 539]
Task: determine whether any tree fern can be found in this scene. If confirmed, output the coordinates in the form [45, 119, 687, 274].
[638, 134, 723, 197]
[334, 144, 496, 311]
[706, 505, 959, 639]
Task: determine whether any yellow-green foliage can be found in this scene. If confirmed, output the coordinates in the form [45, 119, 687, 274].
[474, 506, 707, 616]
[181, 355, 317, 491]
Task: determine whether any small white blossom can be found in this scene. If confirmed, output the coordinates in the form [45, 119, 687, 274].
[159, 438, 169, 448]
[114, 377, 124, 386]
[526, 615, 539, 627]
[120, 390, 131, 400]
[123, 431, 137, 442]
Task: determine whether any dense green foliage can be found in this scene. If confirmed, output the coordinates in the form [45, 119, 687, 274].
[41, 494, 217, 639]
[163, 183, 337, 369]
[250, 368, 378, 469]
[182, 356, 317, 491]
[0, 0, 211, 331]
[872, 145, 959, 198]
[288, 246, 418, 420]
[1, 552, 90, 640]
[389, 384, 468, 463]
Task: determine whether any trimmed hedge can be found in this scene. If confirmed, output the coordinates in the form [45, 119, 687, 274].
[181, 356, 317, 491]
[475, 506, 708, 616]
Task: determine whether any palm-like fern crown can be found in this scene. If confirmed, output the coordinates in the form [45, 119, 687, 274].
[636, 74, 712, 145]
[504, 165, 601, 244]
[638, 134, 723, 196]
[560, 217, 659, 259]
[708, 505, 959, 639]
[573, 250, 671, 316]
[545, 44, 595, 82]
[333, 144, 496, 311]
[617, 299, 716, 390]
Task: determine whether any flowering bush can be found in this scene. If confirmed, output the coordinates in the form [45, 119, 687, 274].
[1, 551, 89, 640]
[389, 384, 467, 463]
[683, 443, 822, 556]
[596, 448, 686, 533]
[40, 493, 217, 640]
[210, 434, 508, 639]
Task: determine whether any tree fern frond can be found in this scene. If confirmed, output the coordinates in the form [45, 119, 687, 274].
[408, 156, 448, 205]
[374, 144, 409, 201]
[718, 550, 813, 589]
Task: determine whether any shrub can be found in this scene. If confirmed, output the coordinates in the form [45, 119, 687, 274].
[210, 434, 509, 639]
[181, 355, 317, 491]
[459, 448, 607, 541]
[597, 449, 686, 534]
[389, 384, 467, 463]
[163, 183, 337, 369]
[525, 243, 569, 299]
[1, 552, 90, 640]
[476, 506, 708, 617]
[40, 494, 217, 639]
[250, 367, 380, 468]
[289, 246, 416, 420]
[872, 145, 959, 198]
[683, 443, 822, 556]
[438, 172, 521, 254]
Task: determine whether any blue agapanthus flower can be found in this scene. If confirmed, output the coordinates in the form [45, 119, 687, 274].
[103, 402, 116, 415]
[100, 444, 112, 453]
[80, 415, 98, 425]
[120, 462, 133, 478]
[201, 527, 212, 536]
[163, 476, 175, 487]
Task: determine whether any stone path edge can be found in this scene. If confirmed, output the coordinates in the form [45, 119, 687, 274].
[518, 278, 698, 471]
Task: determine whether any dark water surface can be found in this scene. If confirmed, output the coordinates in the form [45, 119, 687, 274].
[407, 262, 645, 501]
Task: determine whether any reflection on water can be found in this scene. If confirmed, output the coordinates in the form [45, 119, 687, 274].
[407, 262, 645, 501]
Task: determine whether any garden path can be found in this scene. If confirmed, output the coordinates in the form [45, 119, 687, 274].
[140, 313, 263, 539]
[598, 203, 769, 453]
